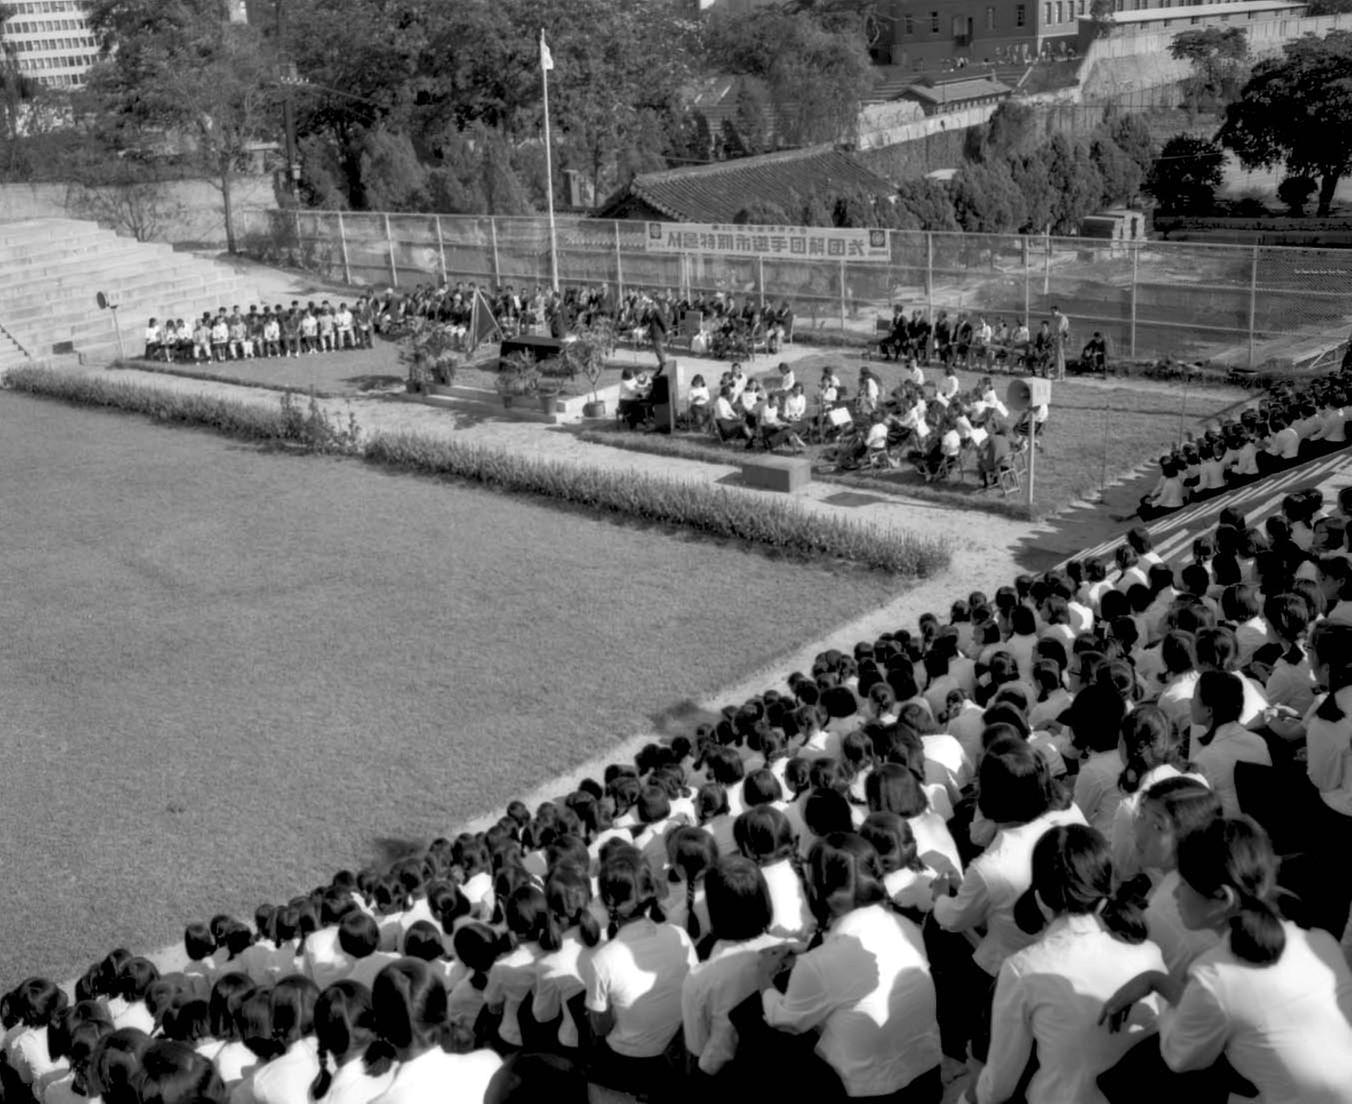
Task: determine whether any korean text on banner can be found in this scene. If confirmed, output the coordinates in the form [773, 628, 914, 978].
[643, 222, 890, 263]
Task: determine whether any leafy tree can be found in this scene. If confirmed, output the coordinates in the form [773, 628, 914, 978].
[1170, 27, 1249, 114]
[1088, 0, 1116, 38]
[1145, 133, 1225, 214]
[731, 81, 770, 156]
[1045, 134, 1103, 233]
[1306, 0, 1352, 13]
[733, 199, 791, 225]
[1009, 152, 1055, 232]
[951, 161, 1025, 233]
[893, 178, 959, 231]
[1103, 109, 1156, 174]
[1089, 135, 1142, 206]
[1276, 175, 1317, 217]
[708, 6, 876, 148]
[1218, 30, 1352, 217]
[84, 0, 278, 251]
[970, 100, 1038, 163]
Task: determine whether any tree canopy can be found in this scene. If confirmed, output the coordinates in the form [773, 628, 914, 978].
[1145, 133, 1226, 214]
[1217, 30, 1352, 216]
[1169, 26, 1249, 113]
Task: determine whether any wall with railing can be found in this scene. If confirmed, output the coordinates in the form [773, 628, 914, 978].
[272, 210, 1352, 369]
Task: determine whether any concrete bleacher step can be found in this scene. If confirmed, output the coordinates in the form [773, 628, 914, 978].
[0, 219, 106, 248]
[2, 270, 240, 319]
[0, 228, 121, 262]
[0, 248, 184, 290]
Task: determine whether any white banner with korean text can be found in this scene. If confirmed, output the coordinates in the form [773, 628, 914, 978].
[643, 222, 890, 263]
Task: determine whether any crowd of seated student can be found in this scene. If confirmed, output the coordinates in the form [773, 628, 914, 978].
[142, 302, 375, 364]
[1138, 371, 1350, 519]
[698, 362, 809, 453]
[9, 458, 1352, 1104]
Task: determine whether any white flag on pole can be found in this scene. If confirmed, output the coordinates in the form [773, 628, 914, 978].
[540, 30, 554, 72]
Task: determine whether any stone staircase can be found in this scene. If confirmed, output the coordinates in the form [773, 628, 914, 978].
[0, 218, 295, 366]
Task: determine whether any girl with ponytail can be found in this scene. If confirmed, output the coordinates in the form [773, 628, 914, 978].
[483, 886, 549, 1051]
[531, 864, 601, 1053]
[231, 975, 319, 1104]
[366, 959, 502, 1104]
[980, 824, 1164, 1104]
[1301, 619, 1352, 940]
[1100, 816, 1352, 1102]
[662, 828, 717, 942]
[584, 848, 695, 1093]
[859, 812, 936, 917]
[1110, 706, 1202, 882]
[755, 832, 941, 1101]
[308, 982, 390, 1104]
[679, 856, 786, 1079]
[733, 806, 813, 943]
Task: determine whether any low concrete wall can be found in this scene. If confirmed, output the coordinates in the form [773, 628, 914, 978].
[0, 177, 277, 248]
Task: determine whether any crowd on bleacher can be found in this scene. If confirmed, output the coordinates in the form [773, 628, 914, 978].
[7, 364, 1352, 1104]
[1138, 373, 1350, 518]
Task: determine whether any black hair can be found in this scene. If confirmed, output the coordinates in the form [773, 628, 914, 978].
[705, 856, 774, 943]
[1194, 669, 1244, 744]
[664, 829, 716, 940]
[1311, 621, 1352, 722]
[600, 847, 667, 940]
[206, 973, 254, 1042]
[450, 924, 501, 996]
[160, 1000, 209, 1045]
[132, 1040, 227, 1104]
[269, 975, 318, 1050]
[1118, 705, 1191, 794]
[859, 812, 924, 875]
[542, 863, 601, 951]
[402, 922, 446, 963]
[338, 912, 380, 960]
[183, 923, 216, 963]
[311, 981, 377, 1100]
[1177, 817, 1285, 966]
[864, 762, 929, 817]
[1013, 825, 1148, 944]
[90, 1027, 153, 1104]
[977, 735, 1063, 824]
[366, 959, 450, 1072]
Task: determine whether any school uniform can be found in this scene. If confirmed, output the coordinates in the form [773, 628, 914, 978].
[947, 699, 988, 760]
[762, 904, 940, 1098]
[230, 1038, 319, 1104]
[682, 932, 789, 1074]
[885, 866, 937, 914]
[1145, 870, 1221, 980]
[320, 1059, 392, 1104]
[484, 941, 542, 1047]
[921, 732, 972, 807]
[1265, 653, 1315, 716]
[41, 1072, 89, 1104]
[211, 1040, 259, 1085]
[302, 926, 352, 989]
[368, 1047, 502, 1104]
[1194, 721, 1271, 818]
[1159, 923, 1352, 1102]
[6, 1026, 60, 1086]
[531, 928, 594, 1048]
[1028, 689, 1072, 733]
[1073, 748, 1126, 839]
[344, 951, 401, 992]
[1109, 765, 1207, 882]
[1306, 688, 1352, 816]
[761, 858, 814, 943]
[934, 805, 1088, 976]
[585, 919, 697, 1058]
[112, 1000, 154, 1034]
[978, 914, 1166, 1104]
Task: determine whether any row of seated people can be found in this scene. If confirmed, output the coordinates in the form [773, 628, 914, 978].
[143, 303, 375, 363]
[6, 384, 1352, 1104]
[1139, 374, 1351, 518]
[875, 309, 1073, 378]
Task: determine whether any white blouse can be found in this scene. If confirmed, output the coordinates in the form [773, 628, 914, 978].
[369, 1047, 502, 1104]
[978, 915, 1166, 1104]
[682, 932, 787, 1074]
[1160, 923, 1352, 1103]
[585, 919, 697, 1058]
[762, 904, 940, 1098]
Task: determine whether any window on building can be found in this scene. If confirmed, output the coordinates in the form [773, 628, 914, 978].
[986, 5, 995, 27]
[930, 10, 940, 32]
[1079, 0, 1085, 13]
[904, 11, 913, 32]
[1044, 1, 1052, 21]
[1056, 1, 1063, 21]
[1016, 3, 1026, 25]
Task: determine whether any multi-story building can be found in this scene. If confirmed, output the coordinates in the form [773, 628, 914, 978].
[880, 0, 1306, 68]
[0, 0, 97, 89]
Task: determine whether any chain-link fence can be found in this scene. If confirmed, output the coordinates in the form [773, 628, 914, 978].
[276, 210, 1352, 369]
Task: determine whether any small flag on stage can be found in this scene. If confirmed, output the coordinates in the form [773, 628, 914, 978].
[540, 30, 554, 72]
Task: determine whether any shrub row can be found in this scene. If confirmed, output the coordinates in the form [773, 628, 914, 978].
[364, 432, 949, 575]
[2, 366, 949, 575]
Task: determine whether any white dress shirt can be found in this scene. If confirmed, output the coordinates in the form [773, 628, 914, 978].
[1160, 923, 1352, 1103]
[532, 928, 594, 1049]
[585, 919, 697, 1058]
[682, 932, 787, 1074]
[762, 904, 940, 1098]
[1306, 689, 1352, 816]
[484, 941, 542, 1047]
[760, 859, 814, 943]
[230, 1038, 319, 1104]
[1073, 749, 1125, 839]
[934, 805, 1087, 975]
[1194, 722, 1271, 818]
[369, 1047, 502, 1104]
[1145, 870, 1220, 980]
[978, 915, 1166, 1104]
[321, 1058, 392, 1104]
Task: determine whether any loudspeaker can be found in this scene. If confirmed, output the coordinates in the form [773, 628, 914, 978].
[1007, 377, 1052, 411]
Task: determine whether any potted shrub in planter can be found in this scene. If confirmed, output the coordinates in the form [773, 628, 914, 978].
[399, 318, 460, 395]
[536, 354, 571, 414]
[561, 316, 616, 418]
[496, 351, 540, 409]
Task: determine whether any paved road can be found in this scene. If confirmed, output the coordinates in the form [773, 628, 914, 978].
[1069, 448, 1352, 569]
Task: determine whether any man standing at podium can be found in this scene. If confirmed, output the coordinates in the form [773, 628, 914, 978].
[646, 295, 670, 370]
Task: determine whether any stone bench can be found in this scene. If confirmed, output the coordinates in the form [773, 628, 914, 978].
[740, 455, 812, 493]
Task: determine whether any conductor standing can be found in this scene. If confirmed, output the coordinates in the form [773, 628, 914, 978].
[646, 296, 669, 370]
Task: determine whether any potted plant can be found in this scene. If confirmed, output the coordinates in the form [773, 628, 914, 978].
[399, 318, 460, 395]
[495, 351, 540, 408]
[536, 354, 571, 414]
[561, 316, 616, 418]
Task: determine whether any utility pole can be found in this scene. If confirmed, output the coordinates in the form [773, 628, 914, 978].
[275, 0, 299, 197]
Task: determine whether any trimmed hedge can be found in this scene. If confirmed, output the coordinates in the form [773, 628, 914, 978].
[365, 432, 950, 575]
[2, 366, 950, 575]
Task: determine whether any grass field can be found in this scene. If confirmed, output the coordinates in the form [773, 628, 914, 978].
[583, 359, 1247, 517]
[0, 391, 896, 986]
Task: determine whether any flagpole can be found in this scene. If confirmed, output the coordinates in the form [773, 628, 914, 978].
[540, 28, 560, 293]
